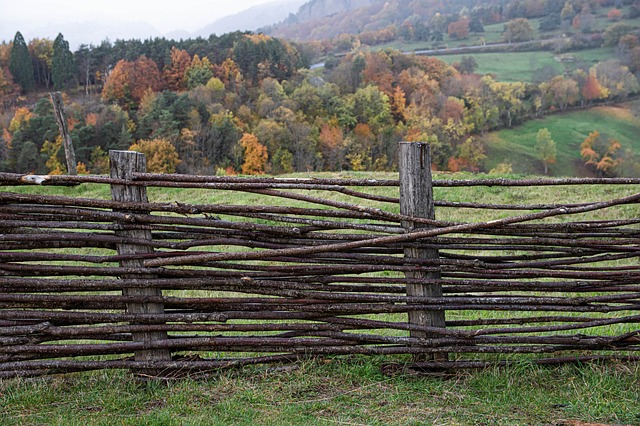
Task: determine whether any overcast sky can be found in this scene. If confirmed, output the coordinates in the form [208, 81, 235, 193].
[0, 0, 278, 45]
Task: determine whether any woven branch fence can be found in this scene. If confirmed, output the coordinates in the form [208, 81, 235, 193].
[1, 143, 640, 378]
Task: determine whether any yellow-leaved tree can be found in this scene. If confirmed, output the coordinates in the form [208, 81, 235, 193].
[240, 133, 268, 175]
[129, 139, 181, 173]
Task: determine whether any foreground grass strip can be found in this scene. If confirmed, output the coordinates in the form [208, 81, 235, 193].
[1, 358, 639, 425]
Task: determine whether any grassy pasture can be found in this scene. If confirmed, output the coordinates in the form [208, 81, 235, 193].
[437, 47, 616, 82]
[479, 102, 640, 175]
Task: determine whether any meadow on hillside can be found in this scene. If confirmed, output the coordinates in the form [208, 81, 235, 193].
[480, 102, 640, 176]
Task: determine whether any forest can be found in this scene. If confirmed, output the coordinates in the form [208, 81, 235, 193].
[1, 0, 640, 177]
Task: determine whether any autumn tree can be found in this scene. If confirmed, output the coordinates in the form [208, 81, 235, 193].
[535, 128, 556, 174]
[318, 122, 345, 171]
[9, 31, 35, 92]
[240, 133, 268, 175]
[594, 60, 639, 101]
[129, 138, 180, 173]
[361, 52, 394, 95]
[540, 76, 579, 112]
[163, 47, 191, 91]
[484, 76, 526, 127]
[607, 8, 622, 21]
[185, 54, 214, 89]
[580, 131, 622, 176]
[581, 69, 608, 105]
[448, 18, 470, 40]
[102, 55, 163, 109]
[572, 10, 596, 33]
[390, 86, 407, 124]
[448, 137, 486, 172]
[0, 68, 10, 100]
[347, 123, 375, 171]
[503, 18, 534, 43]
[41, 136, 66, 174]
[8, 106, 32, 133]
[29, 38, 53, 89]
[439, 96, 465, 123]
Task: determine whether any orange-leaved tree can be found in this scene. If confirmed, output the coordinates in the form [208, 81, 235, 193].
[240, 133, 268, 175]
[318, 121, 345, 171]
[580, 131, 622, 176]
[129, 138, 180, 173]
[581, 69, 608, 105]
[102, 56, 163, 109]
[163, 47, 191, 91]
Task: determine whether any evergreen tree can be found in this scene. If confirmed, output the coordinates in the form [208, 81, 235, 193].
[9, 31, 35, 93]
[52, 33, 75, 90]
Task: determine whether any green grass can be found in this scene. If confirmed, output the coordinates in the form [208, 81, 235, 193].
[480, 102, 640, 175]
[367, 0, 640, 83]
[437, 47, 617, 82]
[440, 50, 562, 82]
[1, 358, 639, 425]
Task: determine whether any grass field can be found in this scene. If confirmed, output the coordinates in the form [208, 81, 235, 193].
[480, 102, 640, 175]
[2, 358, 640, 425]
[437, 47, 616, 82]
[369, 1, 640, 83]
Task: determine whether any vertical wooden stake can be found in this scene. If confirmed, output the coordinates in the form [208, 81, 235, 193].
[109, 151, 171, 372]
[399, 142, 447, 361]
[49, 92, 77, 176]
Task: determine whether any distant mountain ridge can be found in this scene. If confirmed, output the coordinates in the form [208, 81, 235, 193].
[263, 0, 401, 40]
[292, 0, 376, 23]
[263, 0, 506, 41]
[194, 0, 307, 37]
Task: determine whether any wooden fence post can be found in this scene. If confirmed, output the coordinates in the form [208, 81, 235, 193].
[109, 151, 171, 371]
[49, 92, 77, 176]
[399, 142, 447, 361]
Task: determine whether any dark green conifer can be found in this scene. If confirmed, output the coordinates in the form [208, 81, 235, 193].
[52, 33, 76, 90]
[8, 31, 35, 93]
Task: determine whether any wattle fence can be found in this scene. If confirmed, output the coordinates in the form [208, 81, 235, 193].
[1, 143, 640, 379]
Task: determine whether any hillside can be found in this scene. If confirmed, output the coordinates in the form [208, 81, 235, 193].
[480, 103, 640, 176]
[287, 0, 375, 23]
[265, 0, 503, 41]
[194, 0, 307, 37]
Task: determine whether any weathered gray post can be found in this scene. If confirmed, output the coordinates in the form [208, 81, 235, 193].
[399, 142, 446, 360]
[49, 92, 77, 176]
[109, 150, 171, 370]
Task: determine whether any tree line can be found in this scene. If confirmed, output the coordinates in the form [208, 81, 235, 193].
[1, 25, 639, 177]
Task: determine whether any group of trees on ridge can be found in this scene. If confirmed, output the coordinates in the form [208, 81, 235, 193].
[268, 0, 640, 48]
[1, 0, 640, 177]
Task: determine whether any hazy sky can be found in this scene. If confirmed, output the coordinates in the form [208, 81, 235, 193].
[1, 0, 278, 44]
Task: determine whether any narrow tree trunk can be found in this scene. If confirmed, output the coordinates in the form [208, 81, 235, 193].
[49, 92, 77, 175]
